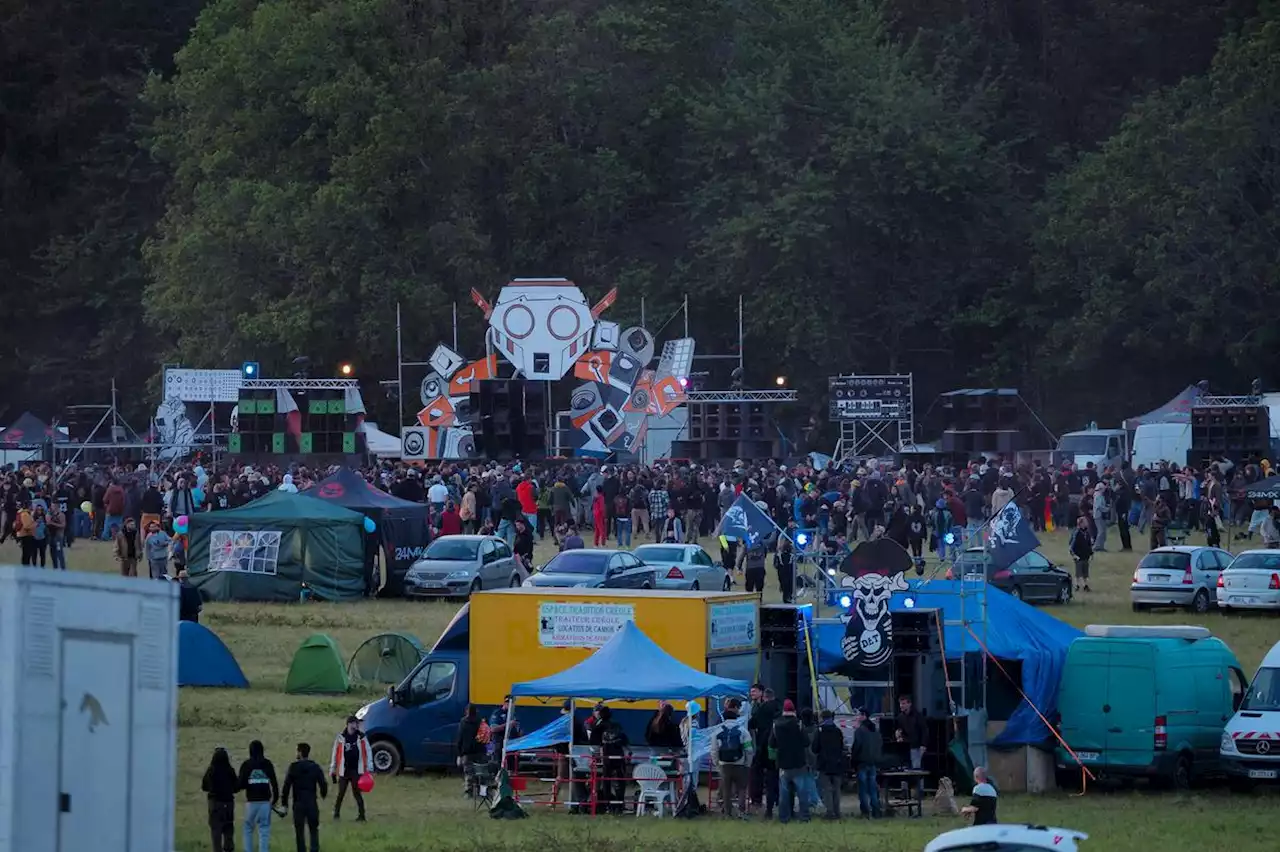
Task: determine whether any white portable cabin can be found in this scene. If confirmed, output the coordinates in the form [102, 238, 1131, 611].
[0, 567, 178, 852]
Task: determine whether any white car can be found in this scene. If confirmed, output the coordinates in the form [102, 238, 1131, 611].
[632, 543, 731, 591]
[926, 825, 1088, 852]
[1216, 549, 1280, 612]
[1220, 638, 1280, 790]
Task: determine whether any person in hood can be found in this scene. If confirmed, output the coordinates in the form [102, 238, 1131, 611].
[329, 716, 370, 822]
[202, 747, 238, 852]
[278, 474, 299, 494]
[769, 700, 814, 823]
[238, 740, 279, 851]
[282, 742, 328, 852]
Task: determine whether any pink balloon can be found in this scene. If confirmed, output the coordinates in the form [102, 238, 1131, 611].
[356, 772, 375, 793]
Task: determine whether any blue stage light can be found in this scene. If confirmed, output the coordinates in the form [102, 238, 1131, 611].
[903, 596, 916, 609]
[944, 531, 956, 546]
[796, 532, 809, 547]
[241, 361, 259, 379]
[839, 594, 852, 609]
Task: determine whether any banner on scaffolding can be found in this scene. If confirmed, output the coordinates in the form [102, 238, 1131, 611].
[835, 539, 913, 678]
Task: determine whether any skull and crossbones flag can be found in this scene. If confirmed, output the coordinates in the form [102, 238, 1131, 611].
[837, 539, 912, 677]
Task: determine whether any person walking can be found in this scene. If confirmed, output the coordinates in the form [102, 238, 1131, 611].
[850, 710, 882, 819]
[1091, 482, 1109, 552]
[238, 740, 279, 852]
[145, 519, 171, 579]
[114, 517, 140, 577]
[282, 743, 328, 852]
[1069, 514, 1094, 593]
[202, 747, 239, 852]
[328, 716, 370, 822]
[812, 709, 847, 820]
[591, 486, 608, 546]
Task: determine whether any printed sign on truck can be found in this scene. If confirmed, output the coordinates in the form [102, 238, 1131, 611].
[708, 601, 758, 651]
[538, 602, 636, 648]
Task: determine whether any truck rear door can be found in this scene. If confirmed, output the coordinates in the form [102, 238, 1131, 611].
[1059, 643, 1110, 768]
[1103, 644, 1156, 771]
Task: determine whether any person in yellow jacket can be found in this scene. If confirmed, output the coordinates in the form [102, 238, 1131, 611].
[14, 505, 36, 566]
[328, 716, 371, 822]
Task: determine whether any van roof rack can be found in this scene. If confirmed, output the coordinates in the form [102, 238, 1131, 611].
[1084, 625, 1212, 640]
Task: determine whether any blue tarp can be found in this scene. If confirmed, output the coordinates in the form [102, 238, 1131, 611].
[813, 580, 1081, 746]
[178, 621, 250, 688]
[510, 621, 751, 701]
[505, 714, 572, 752]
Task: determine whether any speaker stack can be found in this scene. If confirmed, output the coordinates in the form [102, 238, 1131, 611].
[469, 379, 548, 461]
[298, 390, 357, 454]
[1191, 405, 1270, 462]
[676, 402, 780, 461]
[939, 390, 1027, 455]
[759, 604, 812, 708]
[890, 609, 948, 719]
[229, 390, 281, 454]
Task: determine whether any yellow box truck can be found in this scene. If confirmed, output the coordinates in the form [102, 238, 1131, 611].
[355, 587, 760, 773]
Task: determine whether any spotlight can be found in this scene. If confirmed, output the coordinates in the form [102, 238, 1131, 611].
[678, 376, 689, 388]
[775, 375, 786, 387]
[943, 532, 956, 546]
[241, 361, 259, 379]
[796, 532, 809, 547]
[903, 596, 916, 609]
[827, 568, 837, 577]
[339, 362, 354, 377]
[839, 594, 852, 609]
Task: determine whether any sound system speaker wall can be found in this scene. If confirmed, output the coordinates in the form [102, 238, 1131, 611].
[470, 379, 547, 460]
[1191, 405, 1270, 457]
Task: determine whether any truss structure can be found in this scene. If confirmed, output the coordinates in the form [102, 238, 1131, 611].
[240, 378, 361, 391]
[1198, 395, 1262, 407]
[685, 389, 798, 403]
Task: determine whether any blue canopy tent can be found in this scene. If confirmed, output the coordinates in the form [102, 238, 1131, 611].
[814, 580, 1081, 745]
[510, 621, 751, 701]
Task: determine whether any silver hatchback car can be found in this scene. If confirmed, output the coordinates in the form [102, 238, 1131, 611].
[1130, 545, 1232, 614]
[403, 535, 525, 599]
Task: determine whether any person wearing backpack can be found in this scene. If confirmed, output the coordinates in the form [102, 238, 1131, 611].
[712, 702, 751, 817]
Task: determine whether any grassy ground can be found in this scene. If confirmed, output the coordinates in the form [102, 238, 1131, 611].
[3, 527, 1277, 851]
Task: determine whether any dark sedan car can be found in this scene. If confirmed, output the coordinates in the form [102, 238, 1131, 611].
[953, 547, 1073, 605]
[521, 549, 656, 589]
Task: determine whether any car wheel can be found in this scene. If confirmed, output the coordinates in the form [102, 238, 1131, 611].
[641, 581, 652, 590]
[722, 575, 732, 591]
[1056, 583, 1071, 604]
[691, 580, 700, 591]
[370, 739, 403, 775]
[1190, 589, 1210, 614]
[1173, 753, 1193, 791]
[1131, 602, 1146, 613]
[1009, 585, 1023, 601]
[509, 575, 521, 588]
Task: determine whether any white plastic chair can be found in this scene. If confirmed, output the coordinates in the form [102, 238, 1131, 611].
[632, 762, 672, 817]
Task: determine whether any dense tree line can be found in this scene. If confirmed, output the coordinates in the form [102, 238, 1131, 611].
[2, 0, 1275, 438]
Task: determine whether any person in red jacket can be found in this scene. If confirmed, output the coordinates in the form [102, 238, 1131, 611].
[515, 476, 538, 531]
[437, 500, 463, 537]
[592, 486, 608, 546]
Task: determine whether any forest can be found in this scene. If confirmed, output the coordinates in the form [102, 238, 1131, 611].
[2, 0, 1278, 434]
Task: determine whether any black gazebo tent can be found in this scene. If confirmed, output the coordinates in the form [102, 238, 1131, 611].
[303, 468, 429, 596]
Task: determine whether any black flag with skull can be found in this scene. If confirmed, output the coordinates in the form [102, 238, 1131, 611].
[837, 539, 913, 677]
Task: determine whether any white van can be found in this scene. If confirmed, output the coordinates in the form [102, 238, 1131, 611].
[1132, 422, 1191, 470]
[1220, 639, 1280, 790]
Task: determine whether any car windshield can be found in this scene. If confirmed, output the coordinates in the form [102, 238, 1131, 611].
[634, 546, 685, 562]
[1227, 552, 1280, 572]
[1138, 552, 1191, 571]
[1241, 667, 1280, 712]
[422, 539, 479, 560]
[1057, 434, 1108, 454]
[544, 551, 610, 575]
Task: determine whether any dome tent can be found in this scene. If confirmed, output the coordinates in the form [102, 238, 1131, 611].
[187, 490, 366, 603]
[347, 632, 425, 685]
[178, 622, 249, 688]
[285, 633, 350, 695]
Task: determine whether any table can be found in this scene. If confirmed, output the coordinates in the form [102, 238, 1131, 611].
[880, 769, 929, 818]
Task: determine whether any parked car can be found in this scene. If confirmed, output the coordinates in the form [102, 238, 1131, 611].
[926, 825, 1089, 852]
[522, 549, 655, 589]
[1131, 545, 1232, 614]
[403, 535, 524, 599]
[1055, 624, 1245, 790]
[1220, 638, 1280, 790]
[953, 547, 1072, 604]
[1217, 549, 1280, 612]
[632, 543, 731, 591]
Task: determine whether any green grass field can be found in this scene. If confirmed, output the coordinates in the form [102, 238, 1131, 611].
[3, 528, 1277, 851]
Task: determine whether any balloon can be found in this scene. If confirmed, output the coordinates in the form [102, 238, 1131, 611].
[175, 515, 189, 534]
[356, 772, 375, 793]
[79, 501, 92, 514]
[192, 488, 205, 505]
[363, 516, 376, 534]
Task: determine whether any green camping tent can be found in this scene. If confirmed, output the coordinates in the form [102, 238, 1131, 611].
[347, 632, 425, 685]
[187, 491, 366, 603]
[286, 633, 351, 694]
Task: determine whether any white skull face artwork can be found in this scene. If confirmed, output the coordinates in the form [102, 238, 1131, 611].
[839, 570, 909, 670]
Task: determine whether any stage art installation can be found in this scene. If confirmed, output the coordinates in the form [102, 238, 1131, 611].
[410, 278, 695, 459]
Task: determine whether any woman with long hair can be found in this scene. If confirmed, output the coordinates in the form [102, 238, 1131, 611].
[202, 747, 239, 852]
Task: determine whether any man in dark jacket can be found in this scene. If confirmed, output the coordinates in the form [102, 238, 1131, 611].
[282, 743, 328, 852]
[455, 705, 487, 797]
[748, 686, 780, 815]
[811, 710, 847, 819]
[588, 705, 629, 812]
[849, 711, 883, 818]
[238, 740, 279, 852]
[769, 700, 813, 823]
[894, 695, 928, 800]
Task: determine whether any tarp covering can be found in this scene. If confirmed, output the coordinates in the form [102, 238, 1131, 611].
[286, 633, 350, 694]
[303, 468, 429, 597]
[1123, 385, 1203, 430]
[510, 621, 751, 701]
[1247, 475, 1280, 500]
[813, 580, 1081, 746]
[0, 411, 54, 448]
[505, 714, 572, 753]
[187, 491, 366, 603]
[178, 622, 249, 688]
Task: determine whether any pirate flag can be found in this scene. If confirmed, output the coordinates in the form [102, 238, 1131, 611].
[837, 539, 912, 677]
